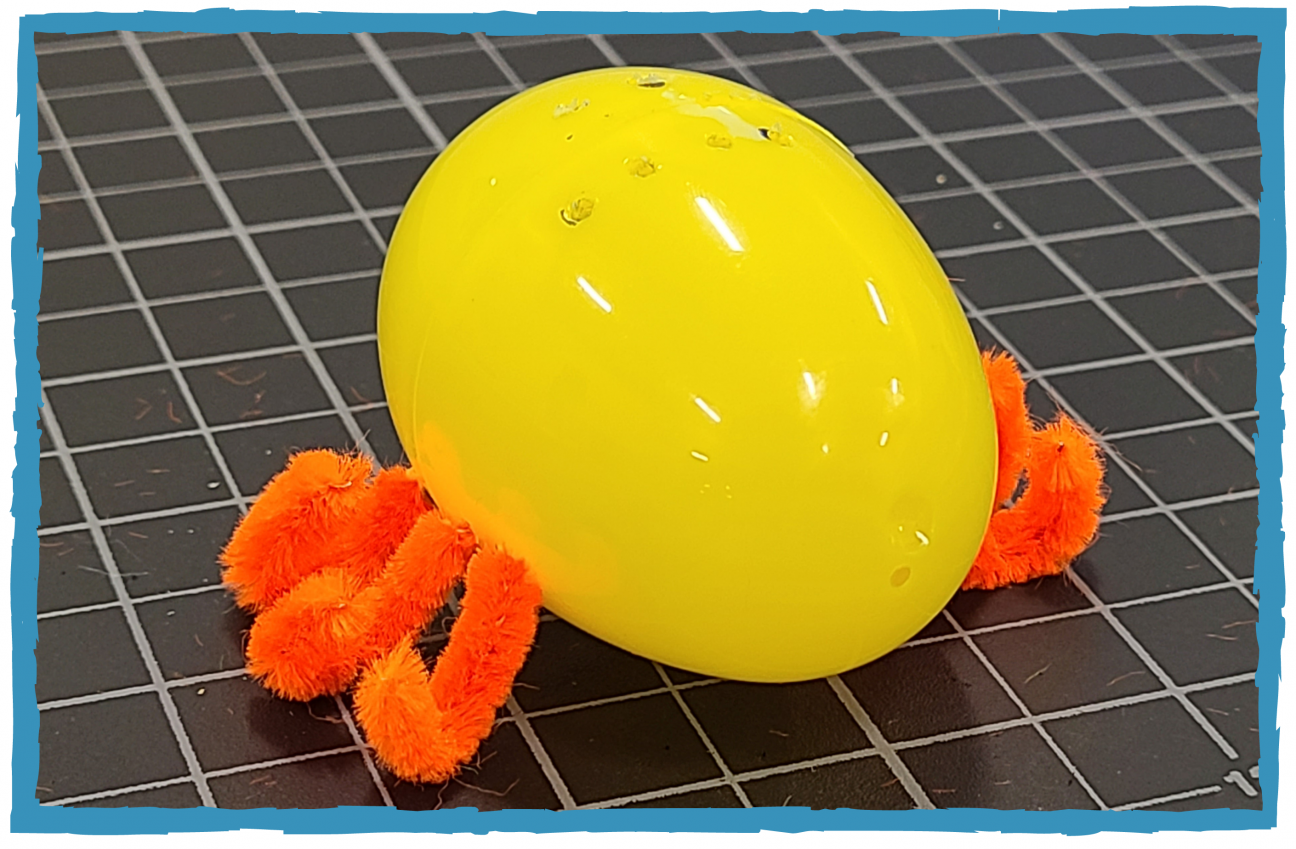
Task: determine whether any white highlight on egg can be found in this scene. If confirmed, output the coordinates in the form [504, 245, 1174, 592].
[695, 196, 744, 252]
[865, 278, 889, 326]
[693, 395, 722, 423]
[887, 378, 905, 409]
[802, 371, 819, 401]
[576, 276, 613, 313]
[798, 368, 826, 412]
[691, 450, 710, 462]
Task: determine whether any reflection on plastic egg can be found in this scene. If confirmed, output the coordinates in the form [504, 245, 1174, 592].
[378, 67, 996, 682]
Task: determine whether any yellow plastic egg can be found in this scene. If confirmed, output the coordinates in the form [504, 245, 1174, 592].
[377, 67, 996, 682]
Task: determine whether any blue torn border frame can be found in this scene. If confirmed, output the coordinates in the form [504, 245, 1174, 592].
[8, 4, 1285, 836]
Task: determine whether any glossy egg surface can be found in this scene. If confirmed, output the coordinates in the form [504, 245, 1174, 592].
[378, 67, 996, 682]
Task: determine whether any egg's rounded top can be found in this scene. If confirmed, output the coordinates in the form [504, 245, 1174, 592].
[378, 67, 996, 682]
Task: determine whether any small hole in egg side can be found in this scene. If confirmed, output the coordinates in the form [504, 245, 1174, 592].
[626, 156, 658, 177]
[560, 197, 595, 226]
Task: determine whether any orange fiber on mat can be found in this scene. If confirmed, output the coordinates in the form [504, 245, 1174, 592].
[963, 353, 1106, 591]
[220, 450, 372, 611]
[354, 548, 542, 784]
[246, 509, 476, 702]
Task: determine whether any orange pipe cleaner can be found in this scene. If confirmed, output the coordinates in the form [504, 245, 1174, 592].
[354, 548, 543, 783]
[243, 508, 477, 701]
[220, 450, 372, 611]
[221, 451, 542, 781]
[963, 351, 1107, 590]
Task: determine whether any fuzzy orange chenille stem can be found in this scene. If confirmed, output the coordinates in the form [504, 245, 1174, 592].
[330, 466, 435, 584]
[981, 350, 1033, 508]
[963, 352, 1106, 591]
[220, 454, 433, 613]
[354, 547, 543, 783]
[245, 509, 477, 701]
[220, 450, 373, 611]
[360, 514, 478, 655]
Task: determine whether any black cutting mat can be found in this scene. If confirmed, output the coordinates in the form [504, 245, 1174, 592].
[34, 30, 1261, 812]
